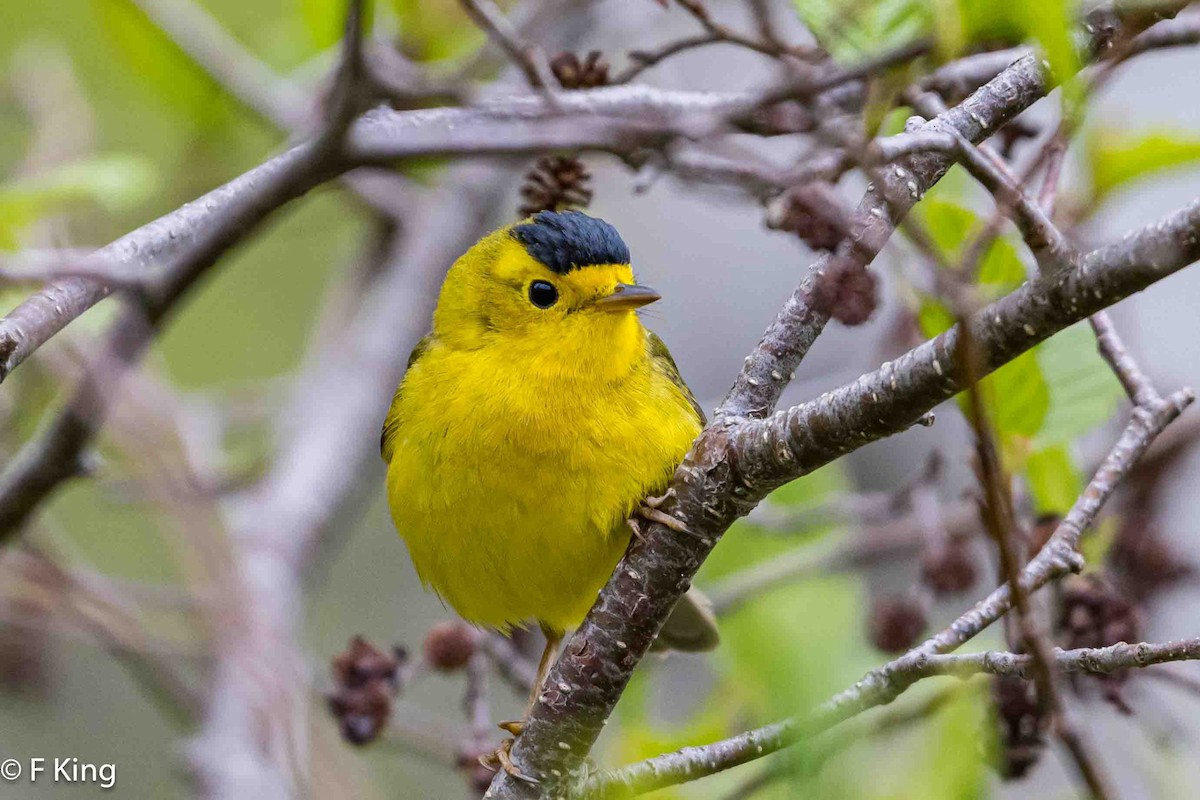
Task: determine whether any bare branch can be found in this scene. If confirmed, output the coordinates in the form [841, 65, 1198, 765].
[586, 639, 1200, 797]
[1090, 311, 1161, 407]
[459, 0, 560, 91]
[716, 54, 1048, 420]
[487, 43, 1200, 793]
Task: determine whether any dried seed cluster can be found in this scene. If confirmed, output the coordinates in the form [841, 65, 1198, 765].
[549, 51, 610, 89]
[813, 262, 880, 326]
[867, 593, 928, 653]
[518, 156, 595, 218]
[326, 636, 405, 745]
[423, 619, 478, 671]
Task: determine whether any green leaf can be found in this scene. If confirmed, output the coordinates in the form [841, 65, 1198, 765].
[299, 0, 346, 50]
[878, 105, 915, 137]
[1025, 444, 1081, 515]
[986, 349, 1051, 438]
[914, 197, 977, 259]
[913, 198, 1029, 295]
[391, 0, 484, 62]
[95, 0, 222, 122]
[976, 235, 1026, 292]
[1036, 322, 1124, 445]
[1088, 128, 1200, 201]
[951, 1, 1026, 55]
[935, 1, 1079, 86]
[1012, 0, 1079, 85]
[791, 0, 930, 63]
[917, 294, 1049, 438]
[917, 294, 955, 337]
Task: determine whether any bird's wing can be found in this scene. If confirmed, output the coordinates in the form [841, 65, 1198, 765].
[644, 333, 719, 652]
[380, 332, 434, 462]
[647, 330, 706, 426]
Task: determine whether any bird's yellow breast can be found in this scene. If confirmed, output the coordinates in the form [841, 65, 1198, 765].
[384, 314, 701, 632]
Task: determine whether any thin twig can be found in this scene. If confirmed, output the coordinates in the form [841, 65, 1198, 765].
[959, 323, 1116, 800]
[585, 639, 1200, 797]
[459, 0, 560, 92]
[480, 633, 539, 696]
[1090, 312, 1160, 408]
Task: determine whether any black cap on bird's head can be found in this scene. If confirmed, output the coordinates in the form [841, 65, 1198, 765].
[510, 211, 631, 274]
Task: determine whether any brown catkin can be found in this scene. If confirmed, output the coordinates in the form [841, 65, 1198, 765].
[517, 156, 595, 217]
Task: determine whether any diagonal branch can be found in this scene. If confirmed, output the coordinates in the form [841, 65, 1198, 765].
[716, 53, 1047, 420]
[0, 0, 379, 540]
[486, 41, 1200, 793]
[0, 84, 779, 388]
[459, 0, 560, 91]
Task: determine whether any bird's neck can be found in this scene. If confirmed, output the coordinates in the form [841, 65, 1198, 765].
[498, 312, 648, 385]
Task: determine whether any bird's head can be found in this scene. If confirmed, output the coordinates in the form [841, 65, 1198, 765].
[433, 211, 658, 367]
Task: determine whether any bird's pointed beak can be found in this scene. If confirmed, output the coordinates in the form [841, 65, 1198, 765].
[594, 283, 661, 311]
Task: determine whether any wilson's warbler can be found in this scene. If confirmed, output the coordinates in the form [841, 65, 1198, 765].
[381, 211, 717, 776]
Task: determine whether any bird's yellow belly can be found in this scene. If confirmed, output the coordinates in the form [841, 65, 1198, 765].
[386, 354, 695, 632]
[388, 440, 630, 632]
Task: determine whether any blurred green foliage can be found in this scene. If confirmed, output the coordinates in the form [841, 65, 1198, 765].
[792, 0, 1080, 84]
[0, 153, 158, 249]
[1088, 128, 1200, 202]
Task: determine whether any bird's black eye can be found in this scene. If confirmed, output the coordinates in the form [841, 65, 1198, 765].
[528, 280, 558, 309]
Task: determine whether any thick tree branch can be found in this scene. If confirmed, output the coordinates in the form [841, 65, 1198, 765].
[595, 387, 1189, 795]
[488, 48, 1200, 797]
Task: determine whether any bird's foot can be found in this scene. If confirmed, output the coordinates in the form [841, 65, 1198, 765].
[497, 719, 525, 737]
[643, 489, 674, 509]
[626, 516, 645, 542]
[637, 504, 693, 535]
[478, 722, 538, 784]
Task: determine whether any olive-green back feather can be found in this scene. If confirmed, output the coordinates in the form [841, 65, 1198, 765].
[647, 331, 706, 426]
[381, 332, 434, 462]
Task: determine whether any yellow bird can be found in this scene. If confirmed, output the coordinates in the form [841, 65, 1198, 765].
[381, 211, 717, 776]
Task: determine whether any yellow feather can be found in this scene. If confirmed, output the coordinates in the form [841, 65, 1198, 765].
[383, 223, 703, 634]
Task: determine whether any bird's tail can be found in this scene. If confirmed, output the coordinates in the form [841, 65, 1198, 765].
[652, 586, 719, 652]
